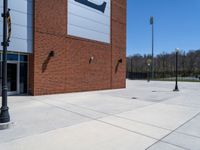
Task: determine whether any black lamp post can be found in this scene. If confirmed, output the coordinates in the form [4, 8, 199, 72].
[174, 48, 179, 92]
[147, 59, 152, 82]
[150, 16, 154, 79]
[0, 0, 10, 124]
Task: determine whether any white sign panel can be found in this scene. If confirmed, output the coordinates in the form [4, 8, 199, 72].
[68, 0, 111, 43]
[0, 0, 33, 53]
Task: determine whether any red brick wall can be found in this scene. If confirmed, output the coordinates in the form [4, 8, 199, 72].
[111, 0, 127, 89]
[29, 0, 126, 95]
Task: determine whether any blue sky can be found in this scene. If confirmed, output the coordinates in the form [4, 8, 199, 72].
[127, 0, 200, 56]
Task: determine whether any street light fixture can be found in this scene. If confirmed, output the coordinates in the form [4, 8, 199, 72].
[0, 0, 10, 127]
[173, 48, 179, 92]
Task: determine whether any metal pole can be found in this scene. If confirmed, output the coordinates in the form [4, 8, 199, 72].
[131, 57, 133, 79]
[151, 20, 154, 80]
[174, 50, 179, 91]
[150, 16, 154, 80]
[148, 64, 150, 82]
[0, 0, 10, 123]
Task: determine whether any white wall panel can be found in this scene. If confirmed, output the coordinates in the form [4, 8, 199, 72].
[0, 37, 32, 53]
[68, 14, 109, 34]
[0, 22, 32, 40]
[0, 0, 33, 14]
[69, 25, 109, 43]
[68, 0, 110, 43]
[0, 0, 33, 53]
[0, 8, 32, 27]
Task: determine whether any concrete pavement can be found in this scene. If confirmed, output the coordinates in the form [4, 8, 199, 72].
[0, 80, 200, 150]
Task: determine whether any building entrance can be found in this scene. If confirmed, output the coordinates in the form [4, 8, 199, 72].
[0, 53, 28, 95]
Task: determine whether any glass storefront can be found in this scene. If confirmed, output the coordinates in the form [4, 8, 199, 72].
[0, 52, 28, 95]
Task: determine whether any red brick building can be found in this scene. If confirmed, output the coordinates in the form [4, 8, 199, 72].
[0, 0, 126, 96]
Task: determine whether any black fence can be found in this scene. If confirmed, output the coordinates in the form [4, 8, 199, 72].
[127, 71, 200, 82]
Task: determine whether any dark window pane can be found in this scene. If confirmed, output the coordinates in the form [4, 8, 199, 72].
[20, 63, 27, 94]
[20, 55, 28, 62]
[0, 62, 1, 78]
[7, 63, 17, 91]
[7, 54, 18, 61]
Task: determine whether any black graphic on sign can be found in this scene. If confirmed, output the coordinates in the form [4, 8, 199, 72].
[75, 0, 107, 13]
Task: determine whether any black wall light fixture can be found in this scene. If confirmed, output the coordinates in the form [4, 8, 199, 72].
[118, 58, 123, 63]
[115, 58, 123, 73]
[75, 0, 107, 13]
[89, 56, 94, 64]
[49, 51, 55, 57]
[42, 51, 55, 72]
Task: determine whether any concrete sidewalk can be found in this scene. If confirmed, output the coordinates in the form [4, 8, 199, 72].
[0, 80, 200, 150]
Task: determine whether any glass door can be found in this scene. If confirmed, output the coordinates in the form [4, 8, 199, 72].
[7, 62, 18, 95]
[0, 53, 28, 96]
